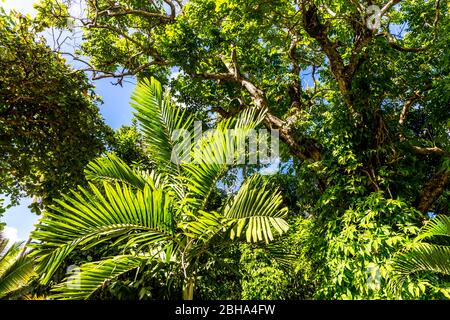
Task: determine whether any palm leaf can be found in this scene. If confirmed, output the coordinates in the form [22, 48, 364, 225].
[391, 215, 450, 291]
[392, 243, 450, 289]
[182, 210, 225, 242]
[181, 107, 267, 211]
[31, 181, 176, 284]
[418, 215, 450, 240]
[131, 77, 193, 169]
[84, 153, 149, 189]
[0, 254, 35, 298]
[222, 175, 289, 243]
[0, 236, 35, 299]
[0, 241, 22, 275]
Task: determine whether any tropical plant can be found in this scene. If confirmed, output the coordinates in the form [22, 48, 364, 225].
[391, 215, 450, 297]
[30, 77, 289, 300]
[0, 234, 35, 299]
[34, 0, 450, 299]
[0, 9, 112, 213]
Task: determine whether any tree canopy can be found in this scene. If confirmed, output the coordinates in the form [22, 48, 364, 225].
[35, 0, 449, 214]
[0, 8, 112, 212]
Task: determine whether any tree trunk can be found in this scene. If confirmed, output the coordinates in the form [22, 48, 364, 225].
[182, 278, 195, 300]
[416, 170, 450, 213]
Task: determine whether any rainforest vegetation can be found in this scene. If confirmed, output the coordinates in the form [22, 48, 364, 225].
[0, 0, 449, 300]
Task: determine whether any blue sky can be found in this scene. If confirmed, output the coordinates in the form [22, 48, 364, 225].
[1, 0, 136, 242]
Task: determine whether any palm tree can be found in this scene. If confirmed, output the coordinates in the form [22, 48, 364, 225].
[391, 215, 450, 292]
[0, 234, 35, 299]
[30, 77, 290, 300]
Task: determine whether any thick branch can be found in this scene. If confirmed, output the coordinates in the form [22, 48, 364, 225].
[197, 52, 321, 162]
[265, 112, 322, 161]
[163, 0, 177, 19]
[380, 0, 402, 16]
[399, 91, 422, 126]
[287, 32, 302, 109]
[411, 146, 449, 157]
[301, 4, 347, 92]
[97, 4, 174, 21]
[301, 3, 363, 118]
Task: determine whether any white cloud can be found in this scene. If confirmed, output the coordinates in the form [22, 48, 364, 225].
[1, 0, 38, 16]
[3, 226, 20, 245]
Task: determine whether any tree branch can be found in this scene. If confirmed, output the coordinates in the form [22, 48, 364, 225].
[411, 146, 449, 157]
[381, 0, 441, 53]
[399, 90, 422, 126]
[380, 0, 402, 16]
[196, 50, 322, 162]
[398, 83, 432, 134]
[416, 170, 450, 213]
[287, 31, 303, 109]
[300, 2, 363, 119]
[96, 3, 174, 21]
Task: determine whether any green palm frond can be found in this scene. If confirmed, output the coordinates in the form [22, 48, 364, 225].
[418, 215, 450, 240]
[182, 210, 225, 242]
[0, 236, 8, 255]
[0, 241, 22, 275]
[86, 152, 182, 200]
[50, 255, 148, 300]
[0, 253, 35, 299]
[182, 107, 267, 210]
[391, 215, 450, 291]
[84, 153, 149, 189]
[31, 181, 176, 284]
[30, 77, 288, 299]
[393, 243, 450, 276]
[131, 77, 194, 169]
[0, 236, 35, 299]
[391, 243, 450, 290]
[223, 175, 289, 243]
[181, 131, 229, 210]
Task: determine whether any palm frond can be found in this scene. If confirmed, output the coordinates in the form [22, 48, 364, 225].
[50, 255, 148, 300]
[261, 241, 298, 271]
[84, 153, 149, 189]
[222, 175, 289, 243]
[0, 237, 35, 299]
[0, 235, 9, 256]
[418, 215, 450, 240]
[131, 77, 194, 169]
[181, 108, 267, 211]
[182, 210, 225, 242]
[392, 243, 450, 287]
[31, 181, 176, 284]
[0, 254, 35, 298]
[0, 241, 22, 275]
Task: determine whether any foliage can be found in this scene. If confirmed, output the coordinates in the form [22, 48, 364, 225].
[109, 119, 153, 170]
[195, 242, 242, 300]
[14, 0, 450, 299]
[0, 234, 35, 299]
[239, 244, 289, 300]
[0, 9, 112, 213]
[391, 215, 450, 298]
[30, 78, 289, 300]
